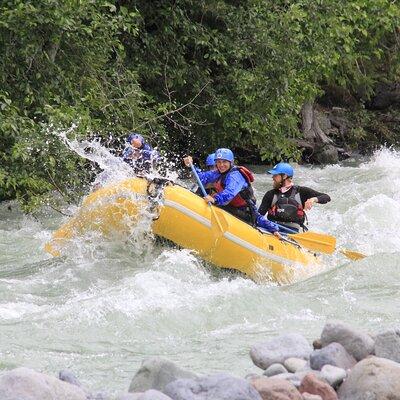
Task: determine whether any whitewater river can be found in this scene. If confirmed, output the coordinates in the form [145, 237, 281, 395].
[1, 147, 400, 394]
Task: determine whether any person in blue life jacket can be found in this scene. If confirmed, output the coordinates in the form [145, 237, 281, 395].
[258, 162, 331, 232]
[183, 149, 281, 237]
[122, 133, 159, 173]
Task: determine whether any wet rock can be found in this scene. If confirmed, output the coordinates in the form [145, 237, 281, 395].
[116, 394, 142, 400]
[164, 373, 262, 400]
[88, 392, 110, 400]
[272, 372, 301, 388]
[284, 358, 308, 373]
[117, 391, 172, 400]
[313, 144, 339, 165]
[128, 357, 197, 393]
[374, 328, 400, 363]
[251, 376, 302, 400]
[320, 320, 374, 361]
[140, 389, 173, 400]
[263, 363, 288, 377]
[320, 365, 346, 388]
[294, 370, 322, 384]
[310, 342, 356, 371]
[369, 82, 400, 110]
[313, 340, 322, 350]
[337, 356, 400, 400]
[0, 367, 87, 400]
[299, 373, 338, 400]
[58, 370, 81, 387]
[250, 334, 313, 370]
[302, 394, 323, 400]
[246, 373, 262, 381]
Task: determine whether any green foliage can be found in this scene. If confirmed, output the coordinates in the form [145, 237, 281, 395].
[0, 0, 399, 209]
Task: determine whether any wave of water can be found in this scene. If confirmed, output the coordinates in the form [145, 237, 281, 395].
[1, 146, 400, 393]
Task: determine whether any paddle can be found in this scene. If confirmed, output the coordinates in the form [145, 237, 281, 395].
[276, 223, 366, 259]
[340, 249, 366, 261]
[189, 164, 229, 238]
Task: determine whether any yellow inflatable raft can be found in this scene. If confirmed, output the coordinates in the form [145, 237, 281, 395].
[45, 177, 323, 283]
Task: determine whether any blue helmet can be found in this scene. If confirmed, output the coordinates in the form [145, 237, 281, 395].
[206, 153, 215, 167]
[267, 162, 294, 177]
[214, 148, 234, 163]
[126, 132, 144, 144]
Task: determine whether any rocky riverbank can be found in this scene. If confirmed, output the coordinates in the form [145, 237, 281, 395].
[1, 319, 400, 399]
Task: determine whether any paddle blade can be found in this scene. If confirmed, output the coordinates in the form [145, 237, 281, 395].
[288, 231, 336, 254]
[210, 207, 229, 238]
[340, 249, 366, 261]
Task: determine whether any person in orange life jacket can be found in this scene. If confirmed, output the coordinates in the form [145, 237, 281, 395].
[258, 162, 331, 232]
[183, 149, 281, 237]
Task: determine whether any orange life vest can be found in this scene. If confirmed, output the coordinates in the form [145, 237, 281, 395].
[214, 166, 255, 208]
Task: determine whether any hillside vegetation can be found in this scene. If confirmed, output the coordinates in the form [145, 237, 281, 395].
[1, 0, 399, 209]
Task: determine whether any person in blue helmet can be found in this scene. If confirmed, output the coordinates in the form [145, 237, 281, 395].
[122, 132, 159, 173]
[183, 149, 281, 236]
[205, 153, 216, 171]
[193, 153, 217, 196]
[259, 162, 331, 232]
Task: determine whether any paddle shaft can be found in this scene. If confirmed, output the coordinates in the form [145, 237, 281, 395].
[190, 164, 208, 197]
[189, 163, 224, 233]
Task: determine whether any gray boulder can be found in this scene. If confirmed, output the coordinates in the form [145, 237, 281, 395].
[88, 393, 110, 400]
[320, 320, 374, 361]
[263, 363, 288, 377]
[284, 358, 308, 373]
[271, 372, 302, 388]
[0, 367, 87, 400]
[128, 357, 197, 393]
[370, 82, 400, 109]
[58, 370, 81, 387]
[250, 333, 313, 370]
[116, 394, 142, 400]
[139, 390, 172, 400]
[320, 365, 346, 388]
[164, 373, 262, 400]
[116, 390, 174, 400]
[313, 144, 339, 165]
[310, 342, 356, 371]
[337, 356, 400, 400]
[374, 328, 400, 363]
[294, 369, 322, 383]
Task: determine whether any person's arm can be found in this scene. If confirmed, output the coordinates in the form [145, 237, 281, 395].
[122, 145, 133, 160]
[197, 170, 220, 187]
[299, 187, 331, 210]
[183, 156, 219, 186]
[141, 143, 159, 160]
[256, 213, 280, 235]
[258, 190, 275, 215]
[213, 171, 246, 205]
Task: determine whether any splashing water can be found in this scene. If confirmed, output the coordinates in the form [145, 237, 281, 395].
[1, 144, 400, 393]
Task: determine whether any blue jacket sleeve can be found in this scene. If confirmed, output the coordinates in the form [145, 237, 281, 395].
[197, 170, 220, 187]
[141, 143, 158, 161]
[214, 171, 247, 205]
[255, 213, 279, 233]
[122, 145, 133, 161]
